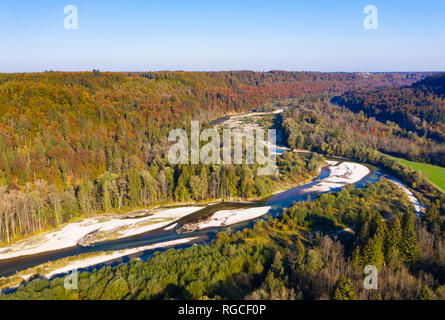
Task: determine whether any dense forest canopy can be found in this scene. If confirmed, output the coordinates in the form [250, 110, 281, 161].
[336, 73, 445, 143]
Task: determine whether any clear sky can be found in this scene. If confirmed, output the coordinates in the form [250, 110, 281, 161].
[0, 0, 444, 72]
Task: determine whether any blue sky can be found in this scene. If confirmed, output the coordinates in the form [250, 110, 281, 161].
[0, 0, 444, 72]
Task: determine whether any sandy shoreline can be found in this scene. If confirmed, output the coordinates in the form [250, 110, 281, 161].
[0, 207, 203, 261]
[183, 161, 370, 232]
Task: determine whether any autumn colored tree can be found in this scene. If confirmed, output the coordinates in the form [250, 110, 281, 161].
[332, 276, 357, 300]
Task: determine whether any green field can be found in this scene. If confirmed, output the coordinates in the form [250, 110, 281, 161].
[388, 155, 445, 193]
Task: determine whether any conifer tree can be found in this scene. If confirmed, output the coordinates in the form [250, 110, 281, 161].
[387, 215, 403, 250]
[424, 200, 440, 232]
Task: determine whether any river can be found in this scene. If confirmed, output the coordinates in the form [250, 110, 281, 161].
[0, 162, 383, 278]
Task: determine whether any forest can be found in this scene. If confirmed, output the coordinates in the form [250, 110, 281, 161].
[0, 71, 424, 243]
[3, 180, 444, 300]
[1, 71, 444, 300]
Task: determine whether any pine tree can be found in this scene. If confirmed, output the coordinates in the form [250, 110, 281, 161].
[174, 174, 190, 202]
[199, 166, 209, 199]
[387, 216, 402, 249]
[424, 200, 440, 232]
[240, 166, 255, 198]
[356, 210, 370, 248]
[97, 172, 118, 211]
[226, 166, 239, 197]
[271, 251, 284, 277]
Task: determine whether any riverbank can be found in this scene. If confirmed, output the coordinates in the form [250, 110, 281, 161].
[0, 207, 203, 261]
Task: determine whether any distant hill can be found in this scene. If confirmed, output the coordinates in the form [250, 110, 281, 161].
[412, 72, 445, 97]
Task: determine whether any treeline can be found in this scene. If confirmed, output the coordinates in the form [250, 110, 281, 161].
[0, 71, 418, 242]
[4, 180, 444, 300]
[336, 73, 445, 143]
[287, 179, 412, 233]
